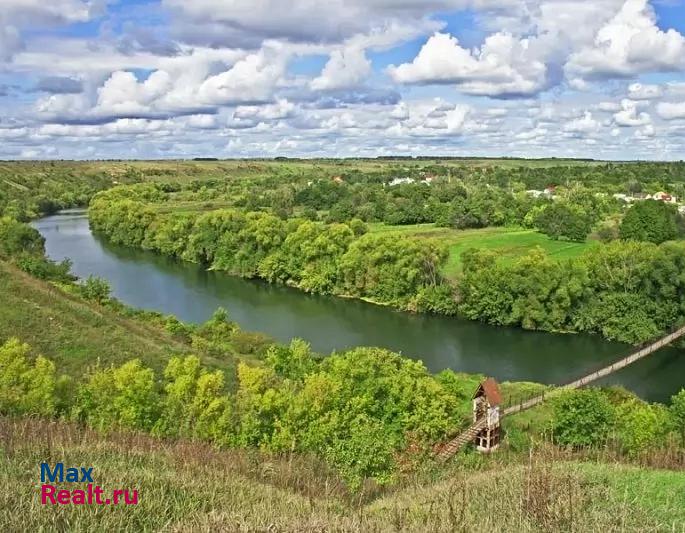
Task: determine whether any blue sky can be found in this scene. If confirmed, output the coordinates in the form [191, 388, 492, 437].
[1, 0, 685, 159]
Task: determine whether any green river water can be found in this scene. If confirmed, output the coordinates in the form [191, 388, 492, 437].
[33, 210, 685, 403]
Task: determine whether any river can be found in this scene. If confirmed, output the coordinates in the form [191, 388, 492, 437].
[33, 210, 685, 403]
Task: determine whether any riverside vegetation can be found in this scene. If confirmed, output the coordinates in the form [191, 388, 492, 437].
[89, 171, 685, 344]
[1, 160, 685, 530]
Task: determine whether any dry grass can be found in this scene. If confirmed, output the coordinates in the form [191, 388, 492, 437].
[1, 417, 683, 532]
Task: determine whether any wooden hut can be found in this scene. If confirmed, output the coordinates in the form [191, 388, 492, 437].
[472, 378, 502, 452]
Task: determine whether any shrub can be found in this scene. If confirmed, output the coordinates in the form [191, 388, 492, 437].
[615, 399, 675, 456]
[671, 389, 685, 439]
[0, 338, 56, 417]
[155, 356, 233, 444]
[265, 338, 317, 380]
[73, 360, 160, 431]
[552, 389, 615, 448]
[79, 275, 111, 304]
[14, 253, 74, 282]
[0, 217, 45, 257]
[414, 284, 459, 315]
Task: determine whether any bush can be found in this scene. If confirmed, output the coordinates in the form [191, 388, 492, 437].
[671, 389, 685, 439]
[164, 315, 193, 339]
[414, 284, 458, 315]
[14, 253, 74, 282]
[0, 338, 56, 417]
[197, 307, 236, 342]
[79, 275, 111, 304]
[155, 356, 233, 444]
[73, 360, 160, 431]
[615, 399, 675, 456]
[265, 338, 317, 380]
[552, 389, 615, 448]
[0, 217, 45, 257]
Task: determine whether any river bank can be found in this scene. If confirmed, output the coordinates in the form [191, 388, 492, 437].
[32, 210, 685, 402]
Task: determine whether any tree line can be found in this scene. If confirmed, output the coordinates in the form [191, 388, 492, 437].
[89, 187, 685, 344]
[88, 195, 453, 312]
[3, 332, 684, 488]
[459, 239, 685, 344]
[0, 333, 475, 488]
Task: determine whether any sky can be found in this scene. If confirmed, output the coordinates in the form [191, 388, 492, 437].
[1, 0, 685, 160]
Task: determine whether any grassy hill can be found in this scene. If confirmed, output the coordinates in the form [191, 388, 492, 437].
[0, 260, 265, 379]
[1, 416, 682, 532]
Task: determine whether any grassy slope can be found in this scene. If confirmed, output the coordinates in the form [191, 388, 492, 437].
[0, 417, 682, 532]
[370, 224, 593, 279]
[0, 261, 237, 377]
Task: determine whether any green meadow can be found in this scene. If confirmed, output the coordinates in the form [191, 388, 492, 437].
[369, 224, 593, 279]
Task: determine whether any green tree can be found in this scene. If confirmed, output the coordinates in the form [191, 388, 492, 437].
[79, 275, 111, 304]
[0, 217, 45, 257]
[155, 356, 233, 444]
[534, 203, 592, 242]
[619, 200, 678, 244]
[265, 338, 317, 381]
[671, 389, 685, 440]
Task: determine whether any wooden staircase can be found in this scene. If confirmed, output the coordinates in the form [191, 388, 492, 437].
[436, 418, 487, 461]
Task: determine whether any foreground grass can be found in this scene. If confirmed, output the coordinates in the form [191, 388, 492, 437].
[369, 224, 593, 279]
[0, 417, 682, 532]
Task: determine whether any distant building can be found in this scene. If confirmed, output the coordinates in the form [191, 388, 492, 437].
[652, 191, 677, 204]
[525, 186, 555, 199]
[388, 177, 414, 186]
[472, 378, 502, 453]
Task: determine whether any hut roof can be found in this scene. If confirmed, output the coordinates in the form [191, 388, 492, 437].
[473, 378, 502, 406]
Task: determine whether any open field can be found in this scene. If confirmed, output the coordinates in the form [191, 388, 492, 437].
[370, 224, 593, 278]
[0, 416, 682, 532]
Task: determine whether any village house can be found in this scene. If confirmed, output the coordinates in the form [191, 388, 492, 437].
[526, 187, 555, 199]
[612, 193, 635, 203]
[652, 191, 677, 204]
[388, 177, 414, 186]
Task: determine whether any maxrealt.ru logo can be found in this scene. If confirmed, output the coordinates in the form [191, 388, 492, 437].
[40, 463, 139, 506]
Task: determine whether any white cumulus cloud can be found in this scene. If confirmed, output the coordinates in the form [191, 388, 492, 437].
[311, 45, 371, 91]
[565, 0, 685, 79]
[388, 32, 548, 97]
